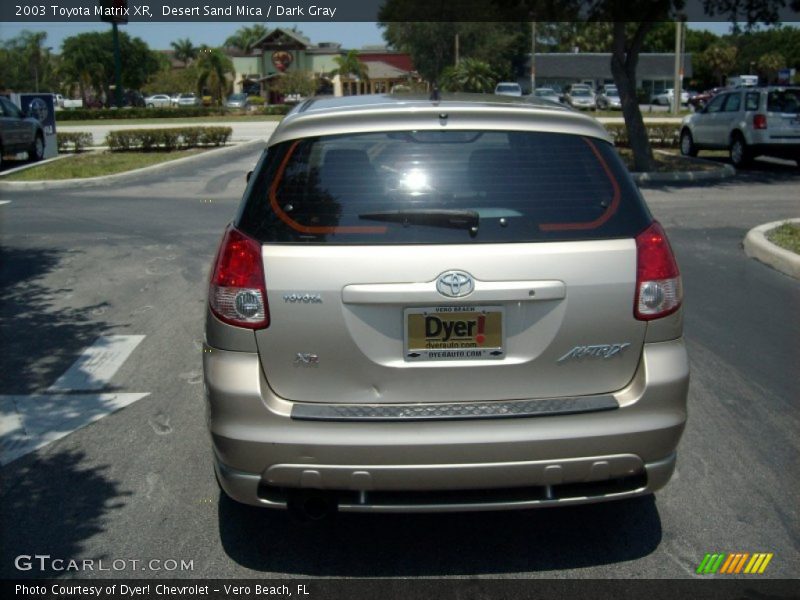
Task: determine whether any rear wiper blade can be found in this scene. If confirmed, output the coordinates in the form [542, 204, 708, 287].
[358, 209, 479, 230]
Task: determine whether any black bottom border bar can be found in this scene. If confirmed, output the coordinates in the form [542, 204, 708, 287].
[3, 579, 799, 600]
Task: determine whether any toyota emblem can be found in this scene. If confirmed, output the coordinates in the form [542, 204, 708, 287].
[436, 271, 474, 298]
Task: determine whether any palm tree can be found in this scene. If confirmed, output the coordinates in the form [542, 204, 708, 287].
[224, 25, 268, 54]
[331, 50, 369, 94]
[195, 47, 235, 106]
[170, 38, 197, 67]
[440, 58, 496, 93]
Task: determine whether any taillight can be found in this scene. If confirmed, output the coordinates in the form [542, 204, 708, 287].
[753, 114, 767, 129]
[208, 225, 269, 329]
[634, 222, 682, 321]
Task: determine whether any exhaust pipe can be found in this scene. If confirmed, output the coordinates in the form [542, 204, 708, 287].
[287, 490, 337, 521]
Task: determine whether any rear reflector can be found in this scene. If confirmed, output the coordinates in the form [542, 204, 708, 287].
[753, 114, 767, 130]
[209, 225, 269, 329]
[634, 222, 682, 321]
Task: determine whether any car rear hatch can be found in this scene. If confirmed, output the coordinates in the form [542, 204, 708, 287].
[766, 88, 800, 141]
[236, 129, 655, 405]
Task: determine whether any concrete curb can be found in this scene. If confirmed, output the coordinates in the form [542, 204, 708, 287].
[743, 218, 800, 280]
[0, 139, 265, 191]
[632, 153, 736, 184]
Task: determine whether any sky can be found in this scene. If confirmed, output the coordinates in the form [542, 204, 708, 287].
[0, 21, 740, 53]
[0, 22, 387, 51]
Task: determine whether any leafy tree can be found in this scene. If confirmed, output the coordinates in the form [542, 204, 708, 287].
[381, 22, 528, 83]
[699, 43, 738, 86]
[756, 51, 786, 83]
[724, 25, 800, 79]
[195, 47, 235, 105]
[143, 65, 199, 95]
[60, 31, 161, 102]
[331, 49, 370, 81]
[170, 38, 197, 67]
[271, 70, 318, 98]
[0, 30, 60, 93]
[224, 25, 268, 54]
[440, 58, 497, 93]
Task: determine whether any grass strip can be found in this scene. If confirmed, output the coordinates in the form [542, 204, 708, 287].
[766, 222, 800, 255]
[1, 149, 208, 181]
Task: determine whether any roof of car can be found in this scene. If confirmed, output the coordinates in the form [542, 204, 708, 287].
[268, 93, 612, 146]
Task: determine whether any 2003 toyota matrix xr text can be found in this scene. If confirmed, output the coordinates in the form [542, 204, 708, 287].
[203, 94, 689, 518]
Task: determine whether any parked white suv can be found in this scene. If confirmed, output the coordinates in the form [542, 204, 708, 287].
[204, 94, 688, 517]
[680, 86, 800, 168]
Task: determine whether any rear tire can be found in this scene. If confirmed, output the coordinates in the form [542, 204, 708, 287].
[729, 133, 751, 168]
[679, 129, 698, 157]
[29, 134, 44, 162]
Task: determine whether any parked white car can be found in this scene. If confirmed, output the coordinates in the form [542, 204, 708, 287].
[651, 89, 689, 106]
[494, 82, 523, 97]
[145, 94, 172, 108]
[176, 93, 200, 107]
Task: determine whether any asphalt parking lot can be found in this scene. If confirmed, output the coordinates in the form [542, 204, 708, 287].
[0, 144, 798, 580]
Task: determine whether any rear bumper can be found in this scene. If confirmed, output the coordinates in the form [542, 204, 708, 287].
[204, 338, 689, 511]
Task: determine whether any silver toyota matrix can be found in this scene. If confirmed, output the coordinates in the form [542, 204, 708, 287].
[203, 94, 688, 517]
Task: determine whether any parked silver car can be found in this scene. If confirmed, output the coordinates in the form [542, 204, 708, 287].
[176, 93, 200, 107]
[204, 94, 688, 517]
[145, 94, 172, 108]
[680, 86, 800, 167]
[597, 85, 622, 110]
[494, 82, 523, 97]
[225, 93, 249, 109]
[651, 88, 689, 106]
[565, 85, 597, 110]
[0, 96, 45, 169]
[532, 87, 561, 104]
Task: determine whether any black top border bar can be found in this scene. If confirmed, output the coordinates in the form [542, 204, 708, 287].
[3, 0, 800, 23]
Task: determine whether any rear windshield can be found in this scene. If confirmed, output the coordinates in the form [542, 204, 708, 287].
[496, 84, 520, 92]
[237, 130, 651, 244]
[767, 89, 800, 114]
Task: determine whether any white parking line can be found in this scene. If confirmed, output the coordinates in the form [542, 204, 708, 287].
[0, 201, 10, 206]
[0, 334, 149, 465]
[0, 393, 149, 465]
[47, 335, 145, 392]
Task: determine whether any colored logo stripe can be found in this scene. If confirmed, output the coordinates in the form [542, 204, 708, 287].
[697, 553, 773, 575]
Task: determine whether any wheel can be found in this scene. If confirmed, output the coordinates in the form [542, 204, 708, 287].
[679, 129, 698, 157]
[29, 134, 44, 162]
[729, 133, 751, 168]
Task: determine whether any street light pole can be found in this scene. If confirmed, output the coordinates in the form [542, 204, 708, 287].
[112, 21, 123, 108]
[530, 21, 536, 93]
[672, 19, 684, 115]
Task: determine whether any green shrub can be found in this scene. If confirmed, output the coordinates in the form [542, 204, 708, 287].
[604, 123, 680, 149]
[105, 127, 232, 151]
[57, 107, 224, 121]
[247, 96, 266, 106]
[263, 104, 292, 115]
[56, 132, 93, 152]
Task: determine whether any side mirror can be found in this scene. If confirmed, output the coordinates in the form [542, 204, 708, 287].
[246, 170, 252, 183]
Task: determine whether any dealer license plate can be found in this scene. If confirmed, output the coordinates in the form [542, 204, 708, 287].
[404, 306, 504, 361]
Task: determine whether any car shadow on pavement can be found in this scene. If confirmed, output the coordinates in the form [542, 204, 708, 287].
[0, 245, 118, 394]
[0, 448, 131, 578]
[218, 493, 662, 575]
